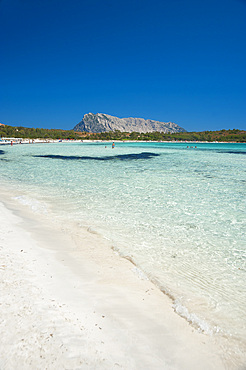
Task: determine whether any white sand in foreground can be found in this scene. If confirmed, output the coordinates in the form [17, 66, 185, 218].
[0, 200, 229, 369]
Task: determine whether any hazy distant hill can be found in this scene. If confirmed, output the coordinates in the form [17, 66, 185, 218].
[73, 113, 186, 133]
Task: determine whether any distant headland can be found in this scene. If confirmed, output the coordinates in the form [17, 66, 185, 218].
[0, 114, 245, 142]
[73, 113, 186, 134]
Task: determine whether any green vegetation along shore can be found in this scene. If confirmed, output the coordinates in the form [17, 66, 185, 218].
[0, 124, 245, 142]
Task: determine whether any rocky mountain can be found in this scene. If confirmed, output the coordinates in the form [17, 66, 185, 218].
[73, 113, 186, 133]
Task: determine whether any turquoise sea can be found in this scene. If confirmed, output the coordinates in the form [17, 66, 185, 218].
[0, 141, 245, 358]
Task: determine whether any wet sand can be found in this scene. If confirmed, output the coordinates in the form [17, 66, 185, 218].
[0, 197, 230, 369]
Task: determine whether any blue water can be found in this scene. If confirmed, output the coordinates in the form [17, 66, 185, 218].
[0, 141, 245, 353]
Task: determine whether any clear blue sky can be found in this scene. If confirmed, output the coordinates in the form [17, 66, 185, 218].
[1, 0, 245, 132]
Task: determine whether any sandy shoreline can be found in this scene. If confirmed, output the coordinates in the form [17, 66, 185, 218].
[1, 138, 244, 145]
[0, 194, 237, 369]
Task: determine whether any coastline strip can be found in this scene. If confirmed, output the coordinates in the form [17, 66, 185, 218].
[0, 197, 229, 369]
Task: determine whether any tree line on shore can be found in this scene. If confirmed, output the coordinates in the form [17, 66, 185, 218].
[0, 125, 245, 142]
[82, 129, 246, 142]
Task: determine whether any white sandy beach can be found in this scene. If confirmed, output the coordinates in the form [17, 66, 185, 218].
[0, 197, 236, 369]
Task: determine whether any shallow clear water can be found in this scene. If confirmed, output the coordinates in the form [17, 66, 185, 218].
[0, 141, 245, 349]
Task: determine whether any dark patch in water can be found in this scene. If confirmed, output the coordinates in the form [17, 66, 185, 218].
[0, 150, 5, 155]
[216, 150, 246, 155]
[33, 152, 160, 161]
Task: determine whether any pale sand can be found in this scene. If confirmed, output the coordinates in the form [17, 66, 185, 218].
[0, 198, 232, 369]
